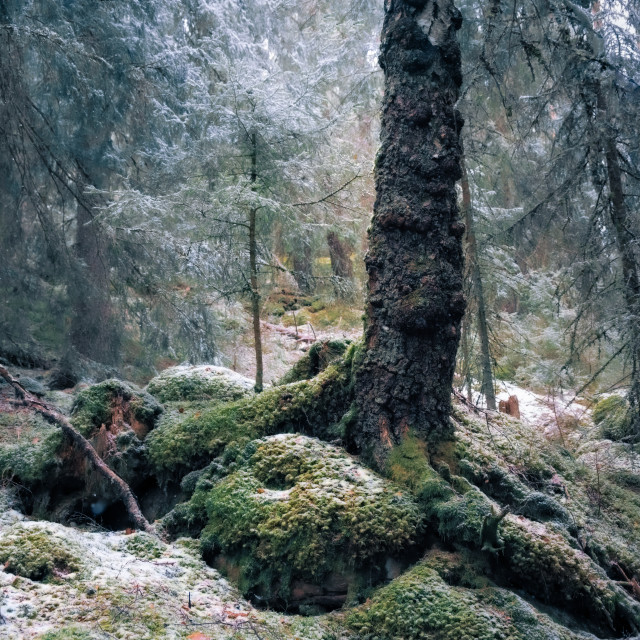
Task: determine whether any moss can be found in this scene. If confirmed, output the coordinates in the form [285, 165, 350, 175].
[147, 345, 359, 480]
[592, 395, 634, 441]
[0, 525, 80, 581]
[37, 629, 98, 640]
[120, 532, 166, 559]
[71, 378, 162, 437]
[181, 434, 423, 604]
[347, 557, 585, 640]
[279, 339, 349, 384]
[146, 364, 255, 403]
[0, 412, 64, 486]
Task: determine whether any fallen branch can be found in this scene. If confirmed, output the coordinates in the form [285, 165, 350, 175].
[0, 365, 155, 535]
[262, 322, 315, 344]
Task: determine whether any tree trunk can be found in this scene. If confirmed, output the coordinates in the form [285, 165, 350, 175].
[461, 146, 496, 410]
[69, 178, 120, 365]
[292, 239, 314, 294]
[354, 0, 465, 468]
[327, 231, 354, 298]
[249, 132, 264, 393]
[597, 87, 640, 435]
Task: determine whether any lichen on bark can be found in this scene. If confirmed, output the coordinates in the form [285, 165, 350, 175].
[354, 0, 465, 468]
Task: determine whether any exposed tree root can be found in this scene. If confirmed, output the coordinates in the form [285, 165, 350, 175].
[0, 365, 155, 535]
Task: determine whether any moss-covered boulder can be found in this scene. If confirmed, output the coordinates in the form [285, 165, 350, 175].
[71, 379, 162, 439]
[0, 410, 64, 487]
[168, 434, 423, 609]
[147, 345, 359, 481]
[146, 364, 255, 403]
[592, 395, 634, 441]
[0, 523, 81, 581]
[69, 379, 163, 489]
[348, 551, 591, 640]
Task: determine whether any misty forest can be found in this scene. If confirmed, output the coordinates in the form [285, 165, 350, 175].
[2, 0, 640, 638]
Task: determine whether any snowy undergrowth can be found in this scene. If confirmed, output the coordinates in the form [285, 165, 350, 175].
[0, 492, 348, 640]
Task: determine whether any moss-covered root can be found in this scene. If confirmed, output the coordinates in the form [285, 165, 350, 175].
[146, 364, 255, 403]
[278, 339, 349, 384]
[348, 553, 591, 640]
[387, 433, 640, 634]
[147, 344, 360, 480]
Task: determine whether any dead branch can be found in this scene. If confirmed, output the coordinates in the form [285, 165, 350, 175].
[0, 365, 155, 535]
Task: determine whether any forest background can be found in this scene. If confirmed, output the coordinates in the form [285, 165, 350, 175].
[2, 0, 640, 418]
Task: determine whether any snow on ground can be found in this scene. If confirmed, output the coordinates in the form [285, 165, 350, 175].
[0, 496, 336, 639]
[473, 381, 592, 439]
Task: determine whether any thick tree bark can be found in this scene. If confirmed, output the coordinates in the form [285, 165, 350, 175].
[461, 147, 496, 410]
[249, 132, 264, 393]
[354, 0, 465, 467]
[0, 365, 154, 534]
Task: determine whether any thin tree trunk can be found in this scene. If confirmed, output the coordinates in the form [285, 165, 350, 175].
[461, 146, 496, 410]
[327, 231, 354, 298]
[354, 0, 465, 467]
[0, 365, 154, 534]
[597, 87, 640, 434]
[249, 132, 263, 393]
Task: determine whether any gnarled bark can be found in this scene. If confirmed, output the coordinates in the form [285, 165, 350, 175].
[354, 0, 465, 468]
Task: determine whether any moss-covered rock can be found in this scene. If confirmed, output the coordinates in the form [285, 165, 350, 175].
[0, 524, 80, 581]
[71, 378, 162, 438]
[348, 552, 590, 640]
[147, 344, 359, 480]
[0, 411, 64, 486]
[170, 434, 423, 607]
[279, 339, 349, 384]
[146, 364, 255, 403]
[592, 395, 634, 441]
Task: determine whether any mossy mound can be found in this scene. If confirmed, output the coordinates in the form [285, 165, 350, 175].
[146, 364, 255, 403]
[0, 410, 64, 486]
[592, 395, 634, 441]
[415, 404, 640, 634]
[279, 339, 349, 384]
[0, 524, 80, 581]
[71, 378, 162, 438]
[348, 552, 589, 640]
[147, 345, 359, 480]
[170, 434, 423, 608]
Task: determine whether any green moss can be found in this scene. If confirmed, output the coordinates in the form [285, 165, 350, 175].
[279, 339, 349, 384]
[592, 395, 634, 441]
[146, 364, 255, 403]
[182, 434, 423, 603]
[37, 629, 98, 640]
[147, 345, 359, 479]
[347, 557, 584, 640]
[0, 525, 80, 581]
[120, 532, 166, 559]
[71, 378, 162, 437]
[0, 412, 64, 486]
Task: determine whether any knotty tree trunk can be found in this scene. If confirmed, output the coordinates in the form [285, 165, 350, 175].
[354, 0, 465, 467]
